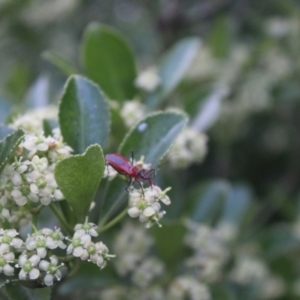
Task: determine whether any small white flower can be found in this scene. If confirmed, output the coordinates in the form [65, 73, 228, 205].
[26, 234, 47, 258]
[74, 220, 98, 237]
[39, 256, 63, 286]
[0, 229, 24, 251]
[0, 251, 15, 276]
[169, 127, 208, 169]
[127, 185, 171, 228]
[120, 101, 146, 128]
[17, 254, 41, 280]
[67, 231, 92, 258]
[135, 67, 160, 91]
[88, 242, 115, 269]
[103, 165, 118, 180]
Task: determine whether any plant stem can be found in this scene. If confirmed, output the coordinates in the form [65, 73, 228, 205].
[50, 203, 72, 235]
[98, 208, 127, 233]
[98, 189, 126, 227]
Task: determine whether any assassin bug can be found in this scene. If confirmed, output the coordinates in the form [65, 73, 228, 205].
[105, 152, 156, 194]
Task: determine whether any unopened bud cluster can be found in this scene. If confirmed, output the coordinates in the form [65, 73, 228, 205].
[127, 185, 171, 228]
[0, 221, 114, 286]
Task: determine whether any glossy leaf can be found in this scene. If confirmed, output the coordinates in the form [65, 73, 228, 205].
[42, 51, 77, 76]
[145, 38, 200, 109]
[119, 111, 188, 168]
[3, 281, 51, 300]
[42, 119, 58, 137]
[4, 281, 29, 300]
[59, 75, 110, 154]
[54, 144, 105, 222]
[82, 22, 137, 101]
[0, 129, 24, 172]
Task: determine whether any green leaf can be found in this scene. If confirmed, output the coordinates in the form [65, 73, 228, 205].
[59, 75, 110, 154]
[0, 129, 25, 172]
[145, 38, 200, 109]
[42, 119, 58, 137]
[42, 51, 78, 76]
[119, 111, 188, 168]
[2, 281, 51, 300]
[27, 288, 51, 300]
[54, 144, 105, 222]
[82, 22, 137, 101]
[4, 282, 29, 300]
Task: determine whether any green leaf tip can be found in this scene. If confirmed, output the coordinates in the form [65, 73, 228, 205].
[59, 75, 110, 154]
[119, 111, 188, 168]
[82, 22, 137, 101]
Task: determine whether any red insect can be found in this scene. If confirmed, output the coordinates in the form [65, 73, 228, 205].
[105, 152, 155, 192]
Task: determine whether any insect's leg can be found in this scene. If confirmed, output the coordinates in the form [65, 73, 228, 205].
[136, 180, 145, 198]
[125, 176, 132, 192]
[140, 168, 156, 188]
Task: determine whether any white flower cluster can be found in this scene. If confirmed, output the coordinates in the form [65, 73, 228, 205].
[0, 228, 65, 286]
[169, 127, 208, 169]
[127, 185, 171, 228]
[67, 221, 115, 269]
[113, 222, 164, 288]
[0, 221, 114, 286]
[135, 67, 160, 92]
[230, 254, 269, 284]
[25, 228, 66, 258]
[120, 100, 146, 128]
[16, 253, 64, 286]
[184, 221, 236, 282]
[9, 106, 58, 134]
[168, 276, 211, 300]
[0, 229, 23, 276]
[0, 130, 72, 224]
[230, 252, 286, 299]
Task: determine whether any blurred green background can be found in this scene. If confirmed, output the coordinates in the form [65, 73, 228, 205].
[2, 1, 300, 299]
[2, 0, 298, 213]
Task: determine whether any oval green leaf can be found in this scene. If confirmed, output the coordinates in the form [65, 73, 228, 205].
[82, 22, 137, 101]
[145, 37, 200, 109]
[54, 144, 105, 222]
[119, 111, 188, 168]
[59, 75, 110, 154]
